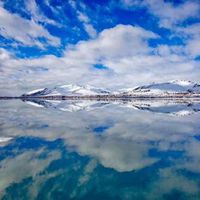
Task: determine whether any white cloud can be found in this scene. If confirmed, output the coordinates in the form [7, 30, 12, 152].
[84, 24, 97, 38]
[121, 0, 200, 28]
[75, 4, 97, 38]
[145, 0, 200, 28]
[25, 0, 60, 26]
[0, 6, 60, 48]
[65, 24, 158, 60]
[0, 24, 200, 95]
[119, 0, 200, 59]
[0, 48, 12, 60]
[177, 23, 200, 58]
[77, 11, 90, 23]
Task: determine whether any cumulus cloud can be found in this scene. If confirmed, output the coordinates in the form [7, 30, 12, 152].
[0, 0, 200, 96]
[65, 24, 157, 61]
[0, 6, 60, 48]
[0, 24, 200, 95]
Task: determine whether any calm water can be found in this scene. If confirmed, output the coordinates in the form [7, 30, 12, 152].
[0, 99, 200, 200]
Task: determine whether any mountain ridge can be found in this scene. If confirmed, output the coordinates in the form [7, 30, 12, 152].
[22, 80, 200, 98]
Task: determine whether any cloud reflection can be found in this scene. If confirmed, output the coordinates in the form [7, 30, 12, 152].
[0, 100, 200, 198]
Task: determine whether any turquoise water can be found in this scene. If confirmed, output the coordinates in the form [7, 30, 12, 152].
[0, 100, 200, 199]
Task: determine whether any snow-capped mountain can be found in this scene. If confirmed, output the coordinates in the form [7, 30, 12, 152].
[22, 84, 111, 97]
[121, 80, 200, 96]
[22, 80, 200, 98]
[20, 80, 200, 116]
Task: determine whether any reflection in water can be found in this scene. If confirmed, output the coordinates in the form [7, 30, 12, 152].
[23, 98, 200, 116]
[0, 99, 200, 199]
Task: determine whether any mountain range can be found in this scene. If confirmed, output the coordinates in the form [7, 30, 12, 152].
[19, 80, 200, 116]
[22, 80, 200, 98]
[23, 84, 110, 97]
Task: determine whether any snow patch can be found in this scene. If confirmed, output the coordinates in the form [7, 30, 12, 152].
[170, 80, 193, 86]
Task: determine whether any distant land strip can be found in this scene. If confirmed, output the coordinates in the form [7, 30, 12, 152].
[1, 94, 200, 100]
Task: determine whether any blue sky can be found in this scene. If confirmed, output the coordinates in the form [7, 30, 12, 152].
[0, 0, 200, 95]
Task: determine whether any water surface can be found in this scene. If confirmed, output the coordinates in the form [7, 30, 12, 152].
[0, 99, 200, 200]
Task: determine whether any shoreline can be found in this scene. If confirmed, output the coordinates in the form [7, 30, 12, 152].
[1, 95, 200, 101]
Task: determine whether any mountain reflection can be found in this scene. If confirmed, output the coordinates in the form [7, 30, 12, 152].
[23, 98, 200, 116]
[0, 99, 200, 199]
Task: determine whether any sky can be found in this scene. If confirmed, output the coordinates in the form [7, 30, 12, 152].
[0, 0, 200, 96]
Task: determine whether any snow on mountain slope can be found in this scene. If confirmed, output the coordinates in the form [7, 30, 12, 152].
[26, 88, 46, 95]
[171, 80, 193, 86]
[22, 84, 111, 97]
[22, 80, 200, 97]
[24, 88, 52, 96]
[122, 80, 200, 96]
[58, 84, 110, 96]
